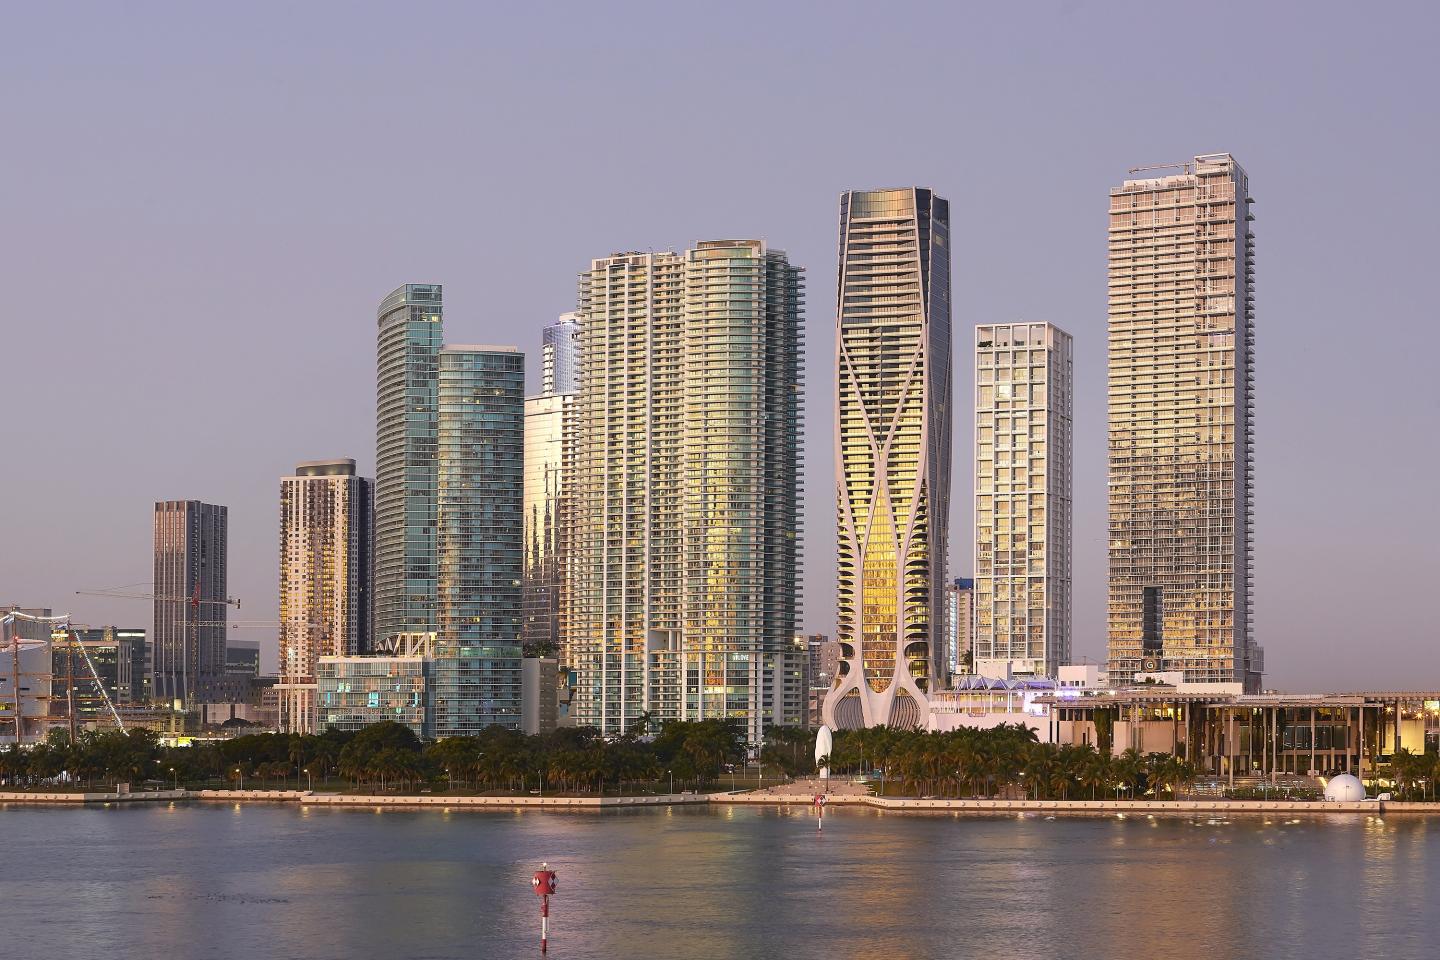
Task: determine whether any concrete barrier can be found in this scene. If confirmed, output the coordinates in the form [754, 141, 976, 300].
[0, 789, 1410, 815]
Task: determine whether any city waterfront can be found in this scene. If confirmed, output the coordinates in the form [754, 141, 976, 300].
[2, 804, 1436, 960]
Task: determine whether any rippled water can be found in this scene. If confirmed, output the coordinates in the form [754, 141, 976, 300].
[0, 803, 1435, 960]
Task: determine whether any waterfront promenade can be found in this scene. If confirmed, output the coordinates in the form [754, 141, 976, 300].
[4, 786, 1435, 815]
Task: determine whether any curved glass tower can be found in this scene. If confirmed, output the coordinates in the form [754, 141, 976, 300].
[824, 188, 951, 730]
[374, 283, 442, 643]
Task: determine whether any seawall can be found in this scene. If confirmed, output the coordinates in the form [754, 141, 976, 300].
[2, 789, 1433, 815]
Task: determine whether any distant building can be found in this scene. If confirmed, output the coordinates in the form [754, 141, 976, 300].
[798, 634, 839, 728]
[973, 322, 1072, 679]
[1106, 155, 1261, 691]
[541, 312, 581, 396]
[521, 657, 559, 735]
[276, 458, 373, 734]
[826, 188, 952, 730]
[567, 241, 802, 744]
[152, 500, 228, 707]
[374, 283, 442, 642]
[523, 391, 573, 660]
[69, 627, 148, 706]
[433, 346, 525, 736]
[944, 579, 974, 678]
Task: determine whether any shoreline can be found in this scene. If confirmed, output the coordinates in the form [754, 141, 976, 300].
[2, 789, 1434, 816]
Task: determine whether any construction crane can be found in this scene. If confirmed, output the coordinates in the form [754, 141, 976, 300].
[75, 586, 241, 608]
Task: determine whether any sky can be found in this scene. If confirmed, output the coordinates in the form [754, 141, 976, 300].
[2, 0, 1437, 690]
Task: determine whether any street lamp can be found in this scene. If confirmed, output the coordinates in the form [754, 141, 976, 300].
[234, 767, 244, 791]
[668, 769, 674, 795]
[169, 767, 178, 790]
[303, 768, 313, 791]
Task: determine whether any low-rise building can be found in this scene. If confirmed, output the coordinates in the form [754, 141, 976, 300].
[1040, 687, 1440, 780]
[927, 676, 1058, 738]
[317, 633, 434, 739]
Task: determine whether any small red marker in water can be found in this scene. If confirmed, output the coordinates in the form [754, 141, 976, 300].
[532, 863, 558, 952]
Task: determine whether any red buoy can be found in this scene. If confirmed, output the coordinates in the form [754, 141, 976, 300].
[532, 864, 558, 951]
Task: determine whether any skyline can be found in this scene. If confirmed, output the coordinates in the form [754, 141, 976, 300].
[4, 2, 1438, 692]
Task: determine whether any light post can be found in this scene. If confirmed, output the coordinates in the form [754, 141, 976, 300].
[234, 767, 244, 791]
[304, 768, 313, 791]
[169, 767, 178, 790]
[668, 769, 674, 795]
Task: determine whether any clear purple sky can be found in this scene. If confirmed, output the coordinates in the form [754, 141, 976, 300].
[3, 1, 1437, 689]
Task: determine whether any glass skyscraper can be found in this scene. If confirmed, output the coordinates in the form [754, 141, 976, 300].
[541, 312, 581, 396]
[524, 313, 581, 662]
[374, 283, 442, 643]
[973, 322, 1072, 679]
[1106, 154, 1260, 690]
[276, 459, 372, 734]
[824, 188, 952, 730]
[152, 500, 227, 707]
[433, 346, 525, 734]
[523, 391, 572, 659]
[567, 240, 803, 742]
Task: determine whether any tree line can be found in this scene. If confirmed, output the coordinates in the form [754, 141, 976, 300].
[5, 721, 1434, 800]
[0, 718, 753, 794]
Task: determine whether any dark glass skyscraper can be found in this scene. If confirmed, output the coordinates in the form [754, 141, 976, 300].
[374, 284, 442, 642]
[152, 500, 227, 706]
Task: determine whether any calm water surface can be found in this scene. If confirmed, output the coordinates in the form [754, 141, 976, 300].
[0, 803, 1435, 960]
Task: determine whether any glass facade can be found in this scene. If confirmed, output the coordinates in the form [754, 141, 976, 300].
[374, 283, 442, 642]
[825, 188, 952, 730]
[974, 323, 1072, 678]
[316, 654, 430, 739]
[524, 314, 580, 664]
[1105, 154, 1260, 690]
[152, 500, 227, 707]
[541, 312, 581, 396]
[434, 346, 524, 734]
[522, 392, 571, 659]
[277, 459, 373, 734]
[944, 579, 974, 677]
[567, 241, 803, 743]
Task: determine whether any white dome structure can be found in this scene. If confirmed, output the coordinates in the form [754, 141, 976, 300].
[1323, 773, 1366, 802]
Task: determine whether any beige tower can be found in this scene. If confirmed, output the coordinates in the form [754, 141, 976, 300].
[1106, 154, 1260, 690]
[973, 322, 1072, 680]
[276, 460, 372, 734]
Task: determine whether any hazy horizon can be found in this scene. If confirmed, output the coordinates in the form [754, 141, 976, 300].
[3, 1, 1437, 690]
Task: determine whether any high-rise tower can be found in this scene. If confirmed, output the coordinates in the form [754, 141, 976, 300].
[973, 322, 1073, 679]
[524, 315, 581, 661]
[374, 283, 442, 643]
[276, 459, 372, 734]
[825, 188, 952, 730]
[432, 346, 525, 734]
[152, 500, 227, 706]
[1106, 154, 1260, 690]
[567, 240, 803, 742]
[541, 312, 581, 396]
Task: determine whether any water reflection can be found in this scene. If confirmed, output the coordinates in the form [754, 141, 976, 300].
[0, 805, 1435, 959]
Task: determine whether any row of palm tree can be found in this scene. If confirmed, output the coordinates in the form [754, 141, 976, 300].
[1390, 748, 1440, 800]
[821, 724, 1202, 800]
